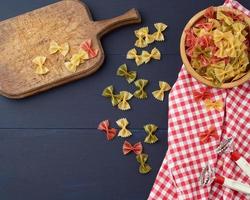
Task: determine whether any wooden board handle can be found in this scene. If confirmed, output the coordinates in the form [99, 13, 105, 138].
[94, 8, 141, 37]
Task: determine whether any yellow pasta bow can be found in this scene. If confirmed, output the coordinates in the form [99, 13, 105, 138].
[152, 81, 171, 101]
[133, 79, 149, 99]
[126, 48, 144, 66]
[49, 41, 69, 57]
[144, 124, 158, 144]
[153, 23, 168, 41]
[217, 11, 234, 25]
[204, 99, 224, 111]
[65, 50, 89, 73]
[32, 56, 49, 75]
[118, 91, 133, 111]
[135, 27, 155, 47]
[141, 48, 161, 64]
[135, 27, 148, 48]
[116, 64, 137, 84]
[102, 85, 121, 106]
[136, 153, 151, 174]
[116, 118, 132, 138]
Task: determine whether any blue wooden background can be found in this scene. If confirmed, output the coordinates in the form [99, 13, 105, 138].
[0, 0, 249, 199]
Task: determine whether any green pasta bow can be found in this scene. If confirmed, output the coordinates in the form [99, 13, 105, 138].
[133, 79, 149, 99]
[102, 85, 121, 106]
[144, 124, 159, 144]
[136, 153, 151, 174]
[116, 64, 137, 84]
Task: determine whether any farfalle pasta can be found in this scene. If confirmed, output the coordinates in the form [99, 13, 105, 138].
[133, 79, 149, 99]
[204, 99, 224, 111]
[153, 23, 168, 41]
[141, 48, 161, 64]
[144, 124, 158, 144]
[126, 48, 144, 66]
[65, 50, 89, 73]
[118, 91, 133, 111]
[32, 56, 49, 75]
[49, 41, 69, 57]
[136, 153, 151, 174]
[152, 81, 171, 101]
[116, 118, 132, 138]
[102, 85, 121, 107]
[116, 64, 137, 84]
[185, 7, 250, 85]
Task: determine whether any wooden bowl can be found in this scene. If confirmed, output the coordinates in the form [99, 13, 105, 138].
[180, 6, 250, 88]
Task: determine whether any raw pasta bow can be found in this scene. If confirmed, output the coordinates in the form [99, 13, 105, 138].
[102, 85, 121, 107]
[141, 48, 161, 64]
[32, 56, 49, 75]
[204, 99, 224, 111]
[116, 64, 137, 84]
[118, 91, 133, 111]
[126, 48, 144, 66]
[65, 50, 89, 73]
[152, 81, 171, 101]
[144, 124, 158, 144]
[133, 79, 149, 99]
[80, 39, 99, 58]
[98, 120, 117, 141]
[199, 126, 219, 144]
[153, 23, 168, 41]
[135, 27, 154, 48]
[116, 118, 132, 138]
[49, 41, 69, 57]
[123, 141, 142, 155]
[136, 153, 151, 174]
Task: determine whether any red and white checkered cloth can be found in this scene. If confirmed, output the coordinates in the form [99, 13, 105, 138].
[148, 1, 250, 199]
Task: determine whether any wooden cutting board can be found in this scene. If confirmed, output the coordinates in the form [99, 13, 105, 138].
[0, 0, 141, 99]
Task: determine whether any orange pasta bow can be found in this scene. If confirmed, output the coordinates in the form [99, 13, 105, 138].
[122, 141, 143, 155]
[98, 120, 117, 141]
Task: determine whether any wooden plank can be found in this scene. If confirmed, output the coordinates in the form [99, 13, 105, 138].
[0, 54, 182, 129]
[0, 0, 140, 98]
[0, 129, 167, 200]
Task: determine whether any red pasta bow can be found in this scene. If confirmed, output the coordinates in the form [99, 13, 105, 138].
[98, 120, 117, 140]
[123, 141, 143, 155]
[80, 39, 99, 58]
[199, 126, 219, 144]
[193, 88, 212, 102]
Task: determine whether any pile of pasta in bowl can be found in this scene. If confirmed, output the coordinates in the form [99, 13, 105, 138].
[184, 7, 250, 86]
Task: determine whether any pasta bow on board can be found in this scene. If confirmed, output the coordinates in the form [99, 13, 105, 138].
[102, 85, 121, 107]
[118, 91, 133, 111]
[199, 126, 219, 144]
[126, 48, 144, 66]
[152, 81, 171, 101]
[64, 50, 89, 73]
[136, 153, 151, 174]
[116, 118, 132, 138]
[116, 64, 137, 84]
[144, 124, 158, 144]
[153, 23, 168, 41]
[80, 39, 99, 58]
[32, 56, 49, 75]
[123, 141, 142, 155]
[133, 79, 149, 99]
[49, 41, 69, 57]
[141, 48, 161, 64]
[204, 99, 224, 111]
[98, 120, 117, 141]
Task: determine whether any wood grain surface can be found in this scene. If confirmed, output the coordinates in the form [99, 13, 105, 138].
[0, 0, 140, 99]
[0, 1, 249, 200]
